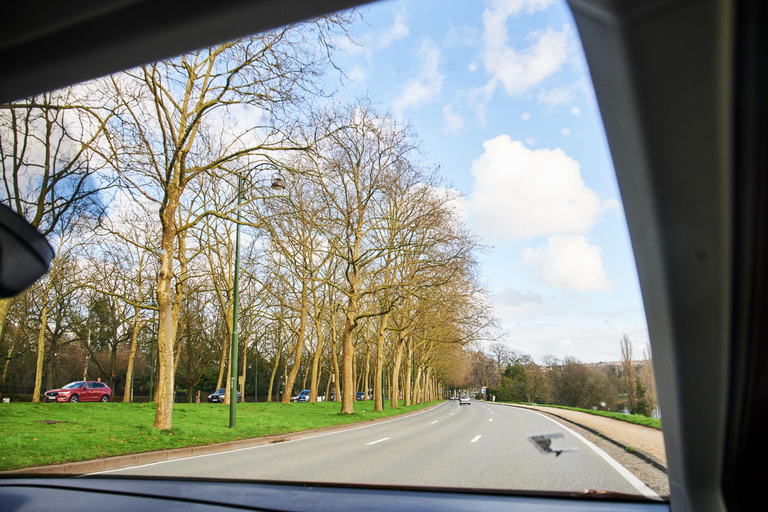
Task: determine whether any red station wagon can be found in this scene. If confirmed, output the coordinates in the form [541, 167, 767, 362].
[44, 381, 112, 403]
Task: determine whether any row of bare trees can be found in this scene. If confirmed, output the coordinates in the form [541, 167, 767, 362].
[1, 14, 497, 429]
[470, 337, 659, 416]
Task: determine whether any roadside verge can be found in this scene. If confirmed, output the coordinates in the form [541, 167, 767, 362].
[3, 403, 442, 476]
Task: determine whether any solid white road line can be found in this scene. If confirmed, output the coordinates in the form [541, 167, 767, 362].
[471, 435, 482, 443]
[431, 421, 439, 424]
[366, 437, 390, 445]
[531, 410, 660, 499]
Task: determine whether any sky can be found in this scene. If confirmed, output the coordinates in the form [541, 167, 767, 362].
[330, 0, 650, 364]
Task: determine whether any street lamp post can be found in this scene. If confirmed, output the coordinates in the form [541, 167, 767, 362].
[230, 163, 284, 428]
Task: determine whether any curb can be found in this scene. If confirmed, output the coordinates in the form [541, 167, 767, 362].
[2, 403, 441, 476]
[488, 402, 667, 473]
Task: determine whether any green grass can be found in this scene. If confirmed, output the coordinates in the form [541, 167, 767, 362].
[0, 400, 439, 471]
[497, 402, 662, 430]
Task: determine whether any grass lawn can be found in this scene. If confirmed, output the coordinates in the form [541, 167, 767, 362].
[0, 399, 439, 471]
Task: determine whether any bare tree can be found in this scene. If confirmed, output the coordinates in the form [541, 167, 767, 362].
[0, 88, 111, 349]
[102, 16, 354, 428]
[639, 341, 658, 416]
[620, 333, 637, 413]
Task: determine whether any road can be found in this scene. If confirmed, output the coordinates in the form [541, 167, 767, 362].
[102, 400, 657, 497]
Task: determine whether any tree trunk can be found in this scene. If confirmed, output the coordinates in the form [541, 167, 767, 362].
[282, 284, 308, 403]
[1, 345, 13, 385]
[404, 341, 413, 406]
[153, 212, 178, 429]
[390, 334, 405, 410]
[362, 345, 370, 398]
[414, 365, 423, 404]
[374, 312, 389, 411]
[0, 297, 13, 344]
[45, 335, 57, 393]
[340, 297, 358, 414]
[308, 317, 324, 402]
[32, 304, 48, 403]
[123, 310, 141, 402]
[324, 366, 332, 401]
[240, 342, 247, 398]
[331, 314, 341, 402]
[267, 340, 281, 402]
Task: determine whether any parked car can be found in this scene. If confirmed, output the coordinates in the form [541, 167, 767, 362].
[44, 381, 111, 403]
[207, 388, 241, 403]
[296, 390, 310, 402]
[459, 395, 470, 406]
[356, 392, 366, 401]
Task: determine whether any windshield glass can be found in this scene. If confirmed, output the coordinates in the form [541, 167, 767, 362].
[0, 0, 667, 501]
[62, 382, 85, 389]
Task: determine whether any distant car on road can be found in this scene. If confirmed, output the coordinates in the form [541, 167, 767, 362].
[459, 395, 471, 405]
[207, 388, 241, 403]
[44, 381, 111, 403]
[296, 390, 310, 402]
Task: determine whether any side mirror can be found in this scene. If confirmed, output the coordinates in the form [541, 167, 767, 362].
[0, 204, 55, 298]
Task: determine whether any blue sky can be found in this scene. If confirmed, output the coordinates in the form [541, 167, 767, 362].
[331, 0, 649, 363]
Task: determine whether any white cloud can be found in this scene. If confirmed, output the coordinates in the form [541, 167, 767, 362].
[495, 287, 544, 307]
[484, 25, 570, 97]
[468, 135, 614, 240]
[445, 25, 481, 48]
[377, 11, 409, 48]
[482, 0, 555, 50]
[571, 106, 581, 115]
[525, 137, 535, 145]
[442, 105, 464, 134]
[523, 235, 619, 293]
[537, 77, 592, 109]
[538, 83, 576, 106]
[392, 39, 443, 114]
[468, 62, 478, 72]
[341, 8, 409, 55]
[346, 66, 367, 84]
[521, 112, 531, 120]
[470, 1, 568, 121]
[561, 127, 570, 135]
[467, 79, 497, 126]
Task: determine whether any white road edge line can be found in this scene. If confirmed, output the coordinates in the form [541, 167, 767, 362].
[471, 435, 482, 443]
[431, 421, 439, 424]
[531, 410, 660, 499]
[366, 437, 390, 445]
[88, 401, 448, 475]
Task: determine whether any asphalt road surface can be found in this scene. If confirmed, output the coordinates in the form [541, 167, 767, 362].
[102, 401, 657, 497]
